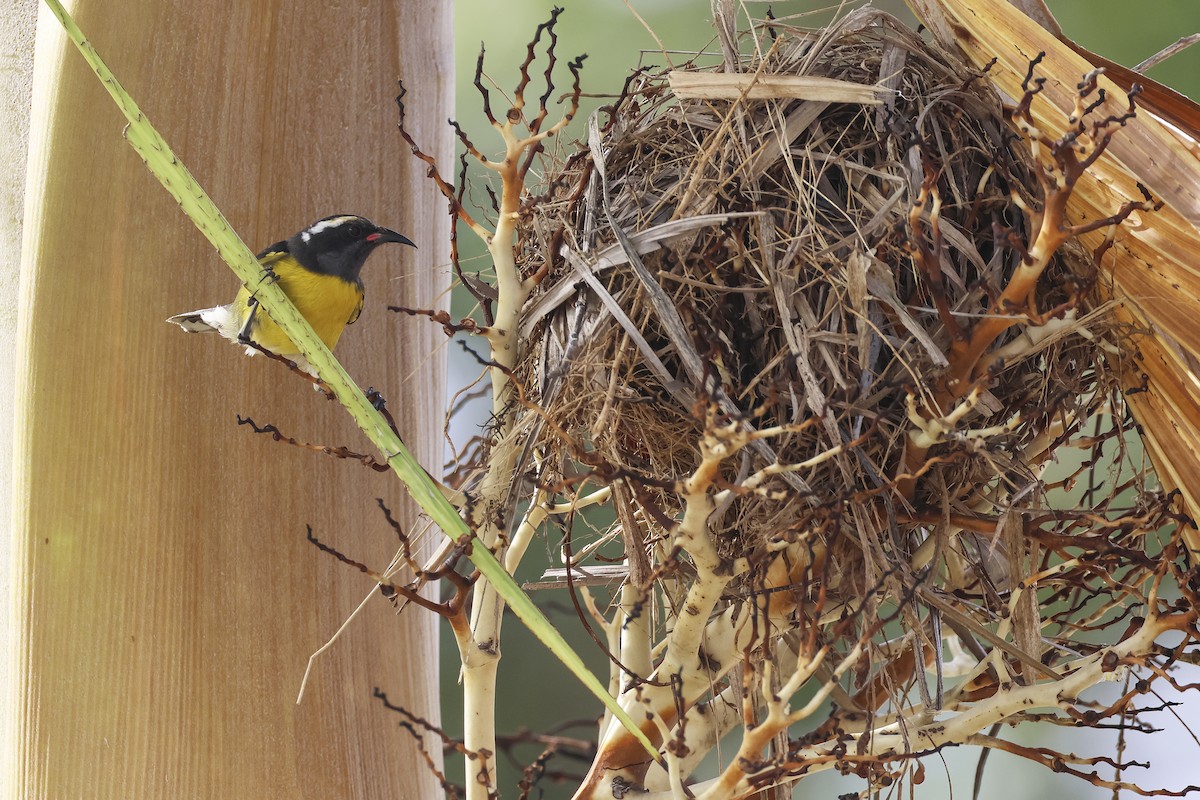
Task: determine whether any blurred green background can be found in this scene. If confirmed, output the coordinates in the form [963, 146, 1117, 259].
[437, 2, 1200, 797]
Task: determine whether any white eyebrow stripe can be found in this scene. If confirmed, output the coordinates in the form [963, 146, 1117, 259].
[305, 215, 359, 237]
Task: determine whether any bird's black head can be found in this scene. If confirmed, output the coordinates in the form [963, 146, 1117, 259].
[286, 214, 416, 282]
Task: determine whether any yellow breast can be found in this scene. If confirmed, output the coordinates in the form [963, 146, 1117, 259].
[234, 258, 364, 355]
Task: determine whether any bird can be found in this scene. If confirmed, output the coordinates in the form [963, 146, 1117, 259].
[167, 214, 415, 374]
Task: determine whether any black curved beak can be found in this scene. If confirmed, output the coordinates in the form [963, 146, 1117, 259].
[367, 227, 417, 248]
[364, 226, 417, 248]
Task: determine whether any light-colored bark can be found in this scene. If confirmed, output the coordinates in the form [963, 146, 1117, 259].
[7, 1, 450, 797]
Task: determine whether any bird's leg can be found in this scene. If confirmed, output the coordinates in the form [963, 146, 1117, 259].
[236, 301, 258, 345]
[239, 260, 281, 344]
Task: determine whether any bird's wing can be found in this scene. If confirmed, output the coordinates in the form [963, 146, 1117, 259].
[347, 285, 365, 325]
[255, 239, 290, 260]
[256, 247, 293, 275]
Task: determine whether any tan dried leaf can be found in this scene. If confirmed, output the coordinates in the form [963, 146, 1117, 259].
[668, 71, 885, 104]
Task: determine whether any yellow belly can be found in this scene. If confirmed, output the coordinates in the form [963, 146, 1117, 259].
[233, 261, 363, 355]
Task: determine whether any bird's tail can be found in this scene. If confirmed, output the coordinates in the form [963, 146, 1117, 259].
[166, 309, 217, 332]
[166, 305, 239, 335]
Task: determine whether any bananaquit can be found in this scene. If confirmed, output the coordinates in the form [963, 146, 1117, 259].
[167, 214, 415, 373]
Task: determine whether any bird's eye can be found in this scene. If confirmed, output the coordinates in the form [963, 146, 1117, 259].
[345, 223, 364, 238]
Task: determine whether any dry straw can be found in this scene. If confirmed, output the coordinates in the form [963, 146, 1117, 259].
[524, 9, 1127, 587]
[462, 6, 1200, 797]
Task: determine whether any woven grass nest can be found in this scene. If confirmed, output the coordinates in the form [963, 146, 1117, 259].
[512, 9, 1152, 606]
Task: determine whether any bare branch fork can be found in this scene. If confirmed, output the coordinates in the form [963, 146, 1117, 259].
[898, 59, 1160, 500]
[305, 502, 476, 619]
[236, 415, 391, 472]
[394, 9, 589, 796]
